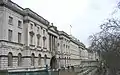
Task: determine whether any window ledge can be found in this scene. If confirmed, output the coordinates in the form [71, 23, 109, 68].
[18, 26, 22, 29]
[43, 47, 47, 49]
[8, 23, 13, 25]
[29, 44, 35, 47]
[37, 46, 41, 48]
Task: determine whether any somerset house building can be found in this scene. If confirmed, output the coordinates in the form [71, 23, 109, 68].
[0, 0, 95, 71]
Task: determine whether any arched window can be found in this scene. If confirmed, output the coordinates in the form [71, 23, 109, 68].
[59, 57, 61, 68]
[31, 53, 35, 66]
[65, 57, 66, 66]
[8, 52, 13, 67]
[69, 57, 70, 66]
[59, 57, 60, 61]
[18, 53, 22, 66]
[44, 54, 47, 65]
[43, 36, 46, 48]
[38, 54, 41, 66]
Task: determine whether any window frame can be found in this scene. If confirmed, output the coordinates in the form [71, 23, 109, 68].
[18, 32, 22, 43]
[8, 16, 13, 25]
[8, 29, 13, 42]
[30, 24, 33, 29]
[18, 20, 22, 29]
[31, 53, 35, 66]
[18, 53, 22, 66]
[38, 54, 41, 66]
[8, 52, 13, 67]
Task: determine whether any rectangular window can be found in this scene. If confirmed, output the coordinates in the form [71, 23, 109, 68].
[37, 37, 40, 46]
[30, 24, 33, 29]
[30, 35, 33, 44]
[18, 20, 22, 28]
[43, 39, 45, 48]
[37, 27, 39, 32]
[18, 32, 22, 43]
[43, 30, 45, 35]
[8, 16, 13, 25]
[8, 29, 12, 42]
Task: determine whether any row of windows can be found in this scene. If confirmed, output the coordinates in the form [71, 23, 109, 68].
[30, 23, 46, 35]
[8, 52, 47, 67]
[63, 44, 70, 49]
[8, 16, 46, 35]
[8, 29, 46, 47]
[29, 34, 46, 47]
[8, 29, 22, 43]
[8, 16, 22, 29]
[57, 43, 70, 49]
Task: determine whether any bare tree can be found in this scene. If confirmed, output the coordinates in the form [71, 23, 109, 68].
[89, 18, 120, 75]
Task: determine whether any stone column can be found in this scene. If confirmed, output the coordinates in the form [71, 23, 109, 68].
[49, 34, 51, 51]
[53, 36, 54, 51]
[53, 37, 55, 51]
[51, 36, 53, 52]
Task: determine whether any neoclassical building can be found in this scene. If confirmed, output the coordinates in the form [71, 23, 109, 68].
[0, 0, 93, 71]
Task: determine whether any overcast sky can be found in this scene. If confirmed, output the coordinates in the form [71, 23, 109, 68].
[12, 0, 119, 47]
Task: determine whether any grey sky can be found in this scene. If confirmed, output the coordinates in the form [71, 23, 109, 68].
[12, 0, 119, 47]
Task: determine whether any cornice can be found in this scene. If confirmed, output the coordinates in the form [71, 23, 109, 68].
[0, 0, 49, 26]
[0, 40, 23, 46]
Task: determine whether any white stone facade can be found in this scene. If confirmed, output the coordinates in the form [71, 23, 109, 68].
[0, 0, 92, 70]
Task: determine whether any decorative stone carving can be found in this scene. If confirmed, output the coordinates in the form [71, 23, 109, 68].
[43, 36, 46, 40]
[36, 34, 41, 38]
[29, 31, 34, 36]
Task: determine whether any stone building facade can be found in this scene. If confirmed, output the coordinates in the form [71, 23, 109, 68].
[0, 0, 91, 71]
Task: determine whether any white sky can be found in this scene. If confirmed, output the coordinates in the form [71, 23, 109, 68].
[12, 0, 119, 47]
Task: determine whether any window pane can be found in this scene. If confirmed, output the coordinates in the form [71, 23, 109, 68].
[18, 20, 22, 28]
[30, 24, 33, 29]
[8, 16, 13, 25]
[43, 30, 45, 35]
[37, 37, 40, 46]
[44, 55, 47, 65]
[31, 53, 35, 66]
[43, 39, 45, 47]
[8, 30, 12, 42]
[8, 52, 13, 66]
[30, 35, 33, 44]
[18, 53, 22, 66]
[18, 33, 21, 43]
[37, 27, 39, 32]
[38, 54, 41, 65]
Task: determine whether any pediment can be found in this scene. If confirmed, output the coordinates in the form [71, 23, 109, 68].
[48, 26, 57, 32]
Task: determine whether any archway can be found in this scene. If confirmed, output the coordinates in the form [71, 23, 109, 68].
[50, 56, 57, 69]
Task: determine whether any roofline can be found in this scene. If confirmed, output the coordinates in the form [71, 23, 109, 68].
[0, 0, 49, 26]
[58, 31, 71, 39]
